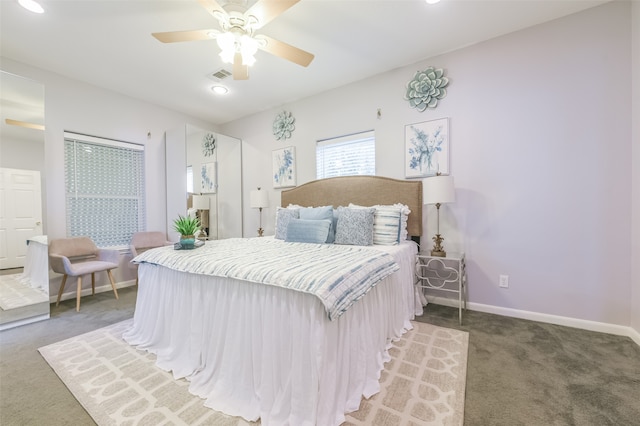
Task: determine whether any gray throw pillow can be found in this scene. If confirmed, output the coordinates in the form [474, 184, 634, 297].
[275, 207, 300, 240]
[334, 206, 375, 246]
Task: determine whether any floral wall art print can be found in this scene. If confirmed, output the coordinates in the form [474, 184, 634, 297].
[201, 162, 217, 193]
[272, 147, 296, 188]
[405, 118, 450, 178]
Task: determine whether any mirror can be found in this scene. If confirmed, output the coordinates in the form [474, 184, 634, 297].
[166, 124, 243, 242]
[186, 125, 219, 240]
[0, 70, 50, 329]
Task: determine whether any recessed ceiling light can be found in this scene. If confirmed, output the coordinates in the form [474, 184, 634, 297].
[211, 85, 229, 95]
[18, 0, 44, 13]
[426, 0, 440, 4]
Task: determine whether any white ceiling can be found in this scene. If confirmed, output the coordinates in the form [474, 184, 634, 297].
[0, 0, 609, 126]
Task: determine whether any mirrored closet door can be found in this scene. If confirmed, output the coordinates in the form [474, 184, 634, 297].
[0, 70, 50, 329]
[165, 124, 242, 241]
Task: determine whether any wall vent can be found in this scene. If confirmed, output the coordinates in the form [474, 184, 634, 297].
[210, 69, 232, 80]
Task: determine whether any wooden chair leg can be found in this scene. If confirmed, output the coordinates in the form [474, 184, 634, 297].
[107, 269, 119, 300]
[56, 275, 68, 306]
[76, 276, 83, 312]
[91, 272, 96, 295]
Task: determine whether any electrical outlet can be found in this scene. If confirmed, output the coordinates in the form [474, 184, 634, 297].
[499, 274, 509, 288]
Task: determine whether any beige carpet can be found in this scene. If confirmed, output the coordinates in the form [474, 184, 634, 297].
[39, 319, 468, 426]
[0, 273, 48, 310]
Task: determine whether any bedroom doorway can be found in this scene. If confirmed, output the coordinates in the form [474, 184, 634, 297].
[0, 168, 43, 269]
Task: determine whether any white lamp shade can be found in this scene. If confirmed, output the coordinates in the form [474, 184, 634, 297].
[250, 189, 269, 209]
[192, 194, 209, 210]
[423, 175, 455, 205]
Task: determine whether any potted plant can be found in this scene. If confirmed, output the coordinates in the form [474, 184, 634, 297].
[173, 214, 201, 248]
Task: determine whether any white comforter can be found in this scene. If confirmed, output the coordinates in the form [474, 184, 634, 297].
[123, 239, 418, 425]
[132, 237, 399, 320]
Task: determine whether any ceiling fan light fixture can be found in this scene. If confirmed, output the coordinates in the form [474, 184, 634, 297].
[217, 32, 236, 64]
[240, 35, 258, 66]
[18, 0, 44, 13]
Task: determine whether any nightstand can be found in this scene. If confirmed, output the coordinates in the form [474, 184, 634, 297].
[416, 252, 467, 325]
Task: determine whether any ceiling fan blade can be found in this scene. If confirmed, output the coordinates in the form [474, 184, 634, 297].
[197, 0, 227, 20]
[258, 35, 314, 67]
[5, 118, 45, 131]
[233, 53, 249, 80]
[245, 0, 300, 29]
[152, 29, 217, 43]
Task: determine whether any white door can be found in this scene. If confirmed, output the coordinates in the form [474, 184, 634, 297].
[0, 168, 43, 269]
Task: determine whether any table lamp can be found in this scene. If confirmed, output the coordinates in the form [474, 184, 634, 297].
[423, 174, 455, 257]
[192, 194, 209, 240]
[250, 187, 269, 237]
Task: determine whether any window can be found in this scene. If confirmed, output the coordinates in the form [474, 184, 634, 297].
[316, 130, 375, 179]
[64, 132, 145, 248]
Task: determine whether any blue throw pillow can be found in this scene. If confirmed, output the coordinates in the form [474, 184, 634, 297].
[299, 205, 335, 243]
[285, 219, 332, 244]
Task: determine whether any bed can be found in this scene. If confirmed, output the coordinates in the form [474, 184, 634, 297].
[123, 176, 423, 425]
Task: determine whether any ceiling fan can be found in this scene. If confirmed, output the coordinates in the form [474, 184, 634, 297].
[5, 118, 45, 131]
[152, 0, 314, 80]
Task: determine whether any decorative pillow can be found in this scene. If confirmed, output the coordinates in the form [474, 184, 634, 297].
[349, 203, 403, 245]
[299, 205, 335, 243]
[285, 219, 331, 244]
[334, 206, 375, 246]
[275, 207, 300, 240]
[394, 203, 411, 241]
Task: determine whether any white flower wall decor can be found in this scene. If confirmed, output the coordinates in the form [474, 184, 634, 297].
[202, 132, 216, 157]
[273, 110, 295, 140]
[405, 67, 449, 111]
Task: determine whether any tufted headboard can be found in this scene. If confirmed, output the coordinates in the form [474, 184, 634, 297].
[281, 176, 422, 240]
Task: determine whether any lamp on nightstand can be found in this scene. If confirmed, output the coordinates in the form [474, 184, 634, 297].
[250, 187, 269, 237]
[423, 173, 455, 257]
[192, 194, 210, 240]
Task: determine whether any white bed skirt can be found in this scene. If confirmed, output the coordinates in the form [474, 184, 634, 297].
[123, 242, 418, 425]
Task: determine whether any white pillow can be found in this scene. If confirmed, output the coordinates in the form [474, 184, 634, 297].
[393, 203, 411, 241]
[349, 203, 409, 245]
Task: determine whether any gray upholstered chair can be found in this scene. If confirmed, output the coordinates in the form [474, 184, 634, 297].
[48, 237, 119, 312]
[129, 231, 171, 285]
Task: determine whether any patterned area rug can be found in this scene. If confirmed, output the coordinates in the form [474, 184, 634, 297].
[39, 319, 468, 426]
[0, 274, 48, 310]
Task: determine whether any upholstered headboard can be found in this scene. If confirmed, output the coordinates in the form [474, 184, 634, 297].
[281, 176, 422, 239]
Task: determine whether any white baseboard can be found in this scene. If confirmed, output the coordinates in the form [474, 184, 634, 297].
[426, 295, 640, 346]
[0, 313, 50, 331]
[50, 280, 136, 304]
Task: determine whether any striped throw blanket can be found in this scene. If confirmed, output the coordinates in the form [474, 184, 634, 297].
[132, 237, 399, 320]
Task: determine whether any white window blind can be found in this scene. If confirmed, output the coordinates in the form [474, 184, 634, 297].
[64, 132, 146, 248]
[316, 130, 375, 179]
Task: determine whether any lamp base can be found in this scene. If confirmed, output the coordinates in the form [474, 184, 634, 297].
[431, 233, 446, 257]
[257, 227, 264, 237]
[196, 228, 208, 241]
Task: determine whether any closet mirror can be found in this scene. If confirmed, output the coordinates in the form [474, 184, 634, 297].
[166, 124, 242, 242]
[0, 70, 50, 330]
